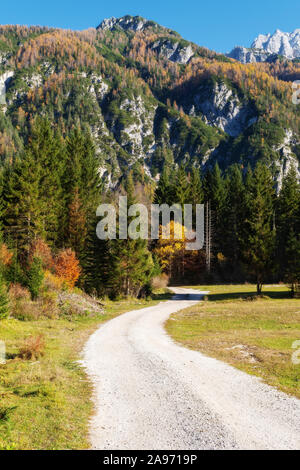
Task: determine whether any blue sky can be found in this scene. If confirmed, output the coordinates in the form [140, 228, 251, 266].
[1, 0, 299, 53]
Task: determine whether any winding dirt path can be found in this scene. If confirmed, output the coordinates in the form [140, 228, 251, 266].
[83, 287, 300, 450]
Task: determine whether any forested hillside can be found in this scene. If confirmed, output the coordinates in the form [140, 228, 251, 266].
[0, 15, 299, 304]
[0, 16, 299, 186]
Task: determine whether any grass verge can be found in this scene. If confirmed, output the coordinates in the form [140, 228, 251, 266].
[0, 290, 171, 450]
[166, 284, 300, 398]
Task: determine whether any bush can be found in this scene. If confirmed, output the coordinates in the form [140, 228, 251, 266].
[9, 283, 31, 301]
[151, 273, 169, 289]
[28, 239, 53, 270]
[19, 335, 45, 360]
[27, 257, 44, 300]
[10, 298, 41, 321]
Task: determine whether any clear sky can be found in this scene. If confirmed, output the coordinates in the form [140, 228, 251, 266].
[1, 0, 299, 53]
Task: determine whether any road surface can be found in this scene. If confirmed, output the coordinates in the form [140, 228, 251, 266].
[83, 287, 300, 450]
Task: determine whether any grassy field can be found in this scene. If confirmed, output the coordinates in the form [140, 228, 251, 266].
[166, 284, 300, 399]
[0, 291, 171, 450]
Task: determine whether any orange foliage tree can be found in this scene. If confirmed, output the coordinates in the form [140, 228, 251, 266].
[54, 249, 81, 289]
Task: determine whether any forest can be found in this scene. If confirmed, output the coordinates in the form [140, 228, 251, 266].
[0, 115, 299, 324]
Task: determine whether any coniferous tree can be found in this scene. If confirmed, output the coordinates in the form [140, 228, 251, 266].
[276, 166, 300, 278]
[110, 173, 155, 297]
[204, 163, 226, 259]
[222, 164, 245, 276]
[3, 155, 43, 258]
[241, 163, 276, 294]
[27, 257, 44, 300]
[175, 165, 189, 207]
[27, 118, 66, 245]
[0, 272, 9, 319]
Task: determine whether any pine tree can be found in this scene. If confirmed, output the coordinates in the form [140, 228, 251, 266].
[27, 118, 66, 246]
[204, 163, 226, 259]
[67, 188, 87, 257]
[276, 166, 300, 278]
[188, 167, 203, 207]
[110, 173, 155, 297]
[0, 272, 9, 319]
[175, 165, 189, 207]
[285, 231, 300, 296]
[3, 154, 43, 258]
[27, 257, 44, 300]
[241, 162, 276, 294]
[222, 164, 245, 276]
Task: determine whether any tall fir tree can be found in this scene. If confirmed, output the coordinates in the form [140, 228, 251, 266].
[222, 164, 245, 276]
[276, 166, 300, 278]
[241, 162, 276, 294]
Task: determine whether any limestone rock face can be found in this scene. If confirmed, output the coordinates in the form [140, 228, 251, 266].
[274, 129, 300, 191]
[186, 81, 257, 137]
[228, 29, 300, 63]
[252, 29, 300, 59]
[0, 71, 14, 106]
[152, 39, 194, 64]
[97, 16, 158, 33]
[227, 46, 272, 64]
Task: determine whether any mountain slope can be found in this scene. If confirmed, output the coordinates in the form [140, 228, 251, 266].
[0, 17, 299, 187]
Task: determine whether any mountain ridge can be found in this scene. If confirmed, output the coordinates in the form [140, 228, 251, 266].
[0, 16, 299, 188]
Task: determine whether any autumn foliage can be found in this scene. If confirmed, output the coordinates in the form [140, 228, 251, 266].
[0, 244, 13, 267]
[54, 249, 81, 288]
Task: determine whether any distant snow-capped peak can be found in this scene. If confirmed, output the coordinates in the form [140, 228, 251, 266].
[251, 29, 300, 59]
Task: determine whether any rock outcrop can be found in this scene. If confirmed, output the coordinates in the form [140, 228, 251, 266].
[97, 15, 158, 33]
[0, 71, 14, 106]
[228, 29, 300, 63]
[186, 81, 257, 137]
[151, 39, 194, 64]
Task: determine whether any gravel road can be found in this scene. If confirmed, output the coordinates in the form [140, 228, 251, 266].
[83, 287, 300, 450]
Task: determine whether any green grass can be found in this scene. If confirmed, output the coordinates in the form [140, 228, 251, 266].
[0, 291, 171, 450]
[166, 284, 300, 398]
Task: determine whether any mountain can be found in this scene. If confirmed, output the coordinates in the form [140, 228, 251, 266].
[0, 16, 299, 188]
[228, 29, 300, 63]
[252, 29, 300, 59]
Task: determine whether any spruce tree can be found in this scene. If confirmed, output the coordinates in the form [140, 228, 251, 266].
[0, 272, 9, 320]
[222, 164, 245, 276]
[3, 155, 43, 258]
[26, 118, 66, 246]
[204, 163, 226, 259]
[27, 257, 44, 300]
[241, 162, 276, 294]
[276, 166, 300, 278]
[110, 173, 155, 297]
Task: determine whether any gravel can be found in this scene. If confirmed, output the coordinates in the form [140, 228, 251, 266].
[83, 287, 300, 450]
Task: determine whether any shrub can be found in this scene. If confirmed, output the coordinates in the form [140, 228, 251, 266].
[27, 257, 44, 300]
[39, 291, 58, 318]
[151, 273, 169, 289]
[19, 335, 45, 360]
[54, 249, 81, 289]
[44, 270, 66, 291]
[28, 239, 53, 270]
[10, 298, 41, 321]
[9, 283, 31, 301]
